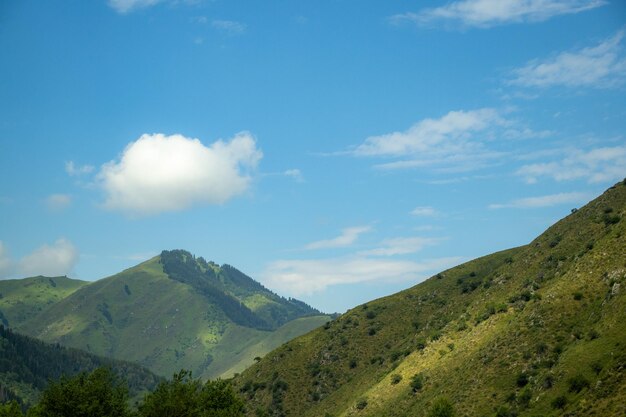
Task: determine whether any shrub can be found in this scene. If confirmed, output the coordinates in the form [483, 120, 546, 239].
[349, 359, 357, 369]
[428, 397, 455, 417]
[551, 395, 567, 409]
[567, 374, 590, 393]
[516, 373, 528, 388]
[391, 374, 402, 385]
[410, 373, 424, 392]
[573, 292, 583, 301]
[355, 398, 367, 410]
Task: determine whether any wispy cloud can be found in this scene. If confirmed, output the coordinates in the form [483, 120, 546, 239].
[352, 108, 511, 172]
[489, 191, 591, 209]
[65, 161, 94, 176]
[108, 0, 162, 14]
[16, 238, 79, 278]
[211, 20, 247, 36]
[510, 30, 626, 88]
[411, 206, 438, 217]
[358, 237, 443, 256]
[0, 242, 12, 279]
[262, 256, 462, 295]
[516, 145, 626, 184]
[98, 132, 262, 215]
[390, 0, 607, 29]
[45, 194, 72, 211]
[284, 169, 304, 183]
[305, 226, 371, 250]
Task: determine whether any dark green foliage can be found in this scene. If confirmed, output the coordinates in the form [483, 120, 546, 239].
[516, 373, 528, 388]
[410, 373, 424, 392]
[161, 251, 270, 330]
[494, 405, 514, 417]
[551, 395, 567, 409]
[0, 401, 23, 417]
[391, 374, 402, 385]
[573, 292, 583, 301]
[428, 397, 454, 417]
[355, 398, 367, 410]
[0, 326, 160, 408]
[160, 250, 321, 330]
[567, 374, 590, 393]
[28, 368, 130, 417]
[138, 370, 244, 417]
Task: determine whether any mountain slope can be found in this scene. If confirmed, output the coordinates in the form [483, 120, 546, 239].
[234, 180, 626, 417]
[0, 276, 88, 327]
[0, 325, 160, 409]
[14, 251, 329, 379]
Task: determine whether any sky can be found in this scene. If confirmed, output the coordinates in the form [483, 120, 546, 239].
[1, 0, 625, 313]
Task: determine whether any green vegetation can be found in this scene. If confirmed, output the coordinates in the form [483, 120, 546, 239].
[233, 180, 626, 416]
[0, 325, 160, 409]
[5, 251, 328, 380]
[0, 276, 88, 327]
[1, 367, 243, 417]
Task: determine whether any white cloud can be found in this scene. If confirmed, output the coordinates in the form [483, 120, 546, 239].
[390, 0, 607, 28]
[305, 226, 371, 250]
[411, 206, 438, 216]
[516, 146, 626, 184]
[211, 20, 247, 36]
[358, 237, 442, 256]
[489, 191, 591, 209]
[45, 194, 72, 211]
[18, 238, 79, 277]
[284, 169, 304, 182]
[65, 161, 94, 176]
[0, 242, 12, 279]
[108, 0, 161, 14]
[97, 132, 262, 215]
[353, 108, 510, 172]
[510, 30, 626, 88]
[262, 256, 462, 295]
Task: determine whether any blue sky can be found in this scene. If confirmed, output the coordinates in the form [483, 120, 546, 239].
[1, 0, 625, 312]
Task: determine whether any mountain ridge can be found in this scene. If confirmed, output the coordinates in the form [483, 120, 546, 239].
[234, 180, 626, 417]
[0, 251, 329, 380]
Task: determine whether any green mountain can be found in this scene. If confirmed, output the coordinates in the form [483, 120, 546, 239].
[0, 325, 160, 409]
[234, 180, 626, 417]
[0, 276, 88, 328]
[3, 251, 330, 380]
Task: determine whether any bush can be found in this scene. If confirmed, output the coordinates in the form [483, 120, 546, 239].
[391, 374, 402, 385]
[428, 397, 455, 417]
[573, 292, 583, 301]
[516, 373, 528, 388]
[567, 374, 590, 393]
[410, 373, 424, 392]
[551, 395, 567, 409]
[355, 398, 367, 410]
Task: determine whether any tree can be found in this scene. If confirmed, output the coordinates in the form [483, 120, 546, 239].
[27, 367, 130, 417]
[0, 401, 23, 417]
[138, 370, 244, 417]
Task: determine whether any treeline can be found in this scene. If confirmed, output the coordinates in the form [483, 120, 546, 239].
[161, 250, 271, 330]
[161, 250, 324, 330]
[0, 368, 244, 417]
[0, 326, 160, 407]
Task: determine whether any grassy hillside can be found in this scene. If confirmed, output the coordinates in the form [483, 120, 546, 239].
[0, 276, 88, 327]
[235, 180, 626, 417]
[0, 325, 160, 409]
[14, 252, 328, 380]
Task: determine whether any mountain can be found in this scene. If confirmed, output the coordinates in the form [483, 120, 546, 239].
[0, 325, 160, 409]
[234, 180, 626, 417]
[3, 250, 330, 380]
[0, 276, 88, 328]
